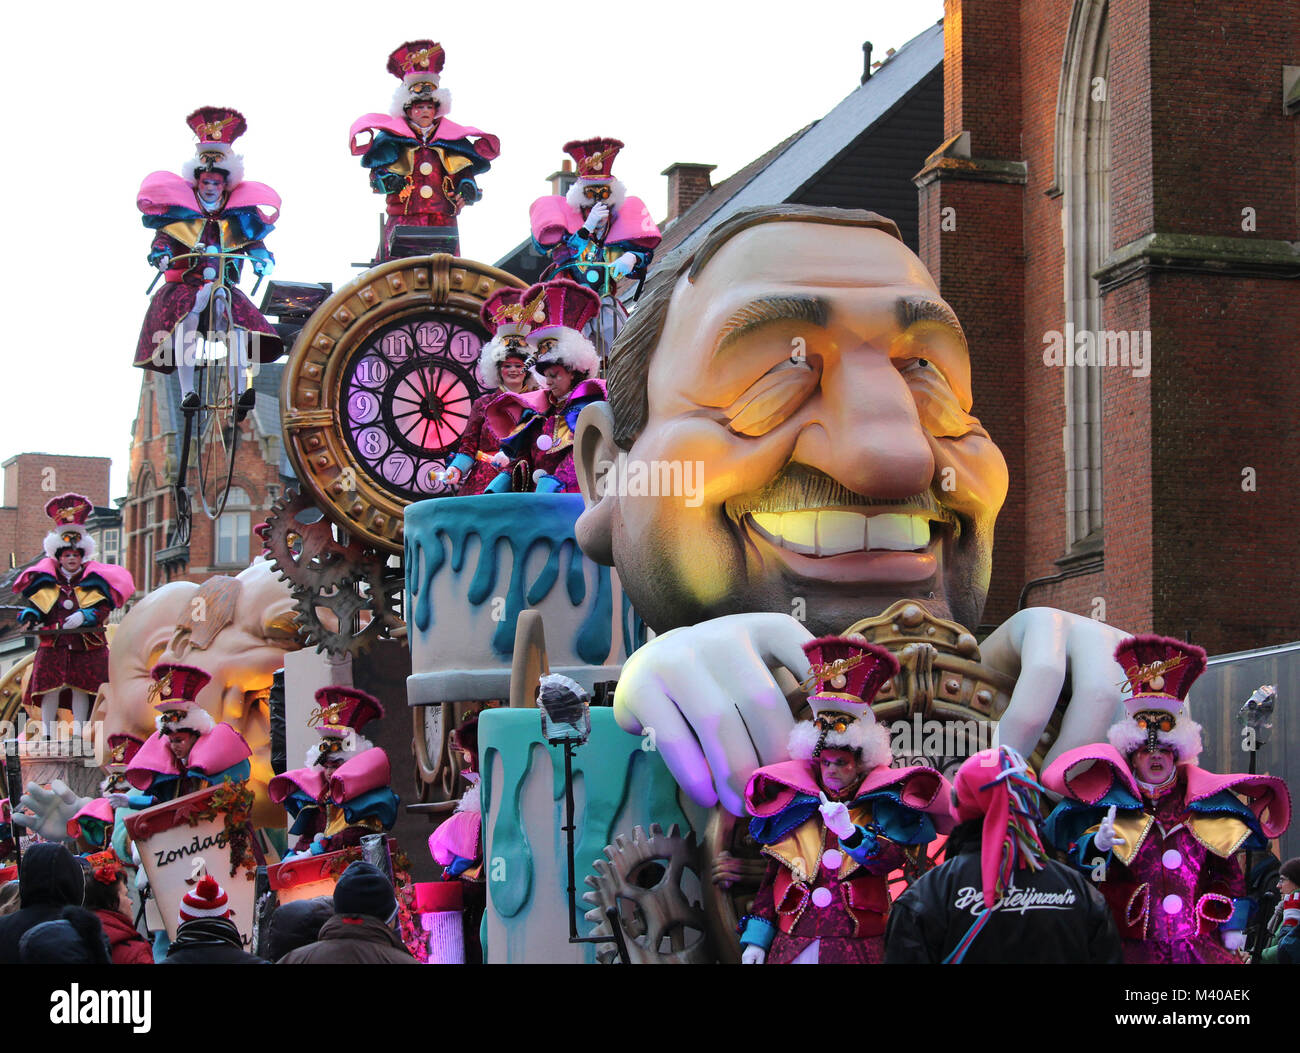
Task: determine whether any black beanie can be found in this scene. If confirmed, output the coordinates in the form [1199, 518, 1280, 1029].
[333, 862, 397, 921]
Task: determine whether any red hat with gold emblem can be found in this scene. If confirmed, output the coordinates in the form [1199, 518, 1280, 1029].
[306, 686, 384, 766]
[181, 106, 247, 188]
[522, 279, 601, 379]
[387, 40, 451, 118]
[788, 636, 898, 768]
[563, 137, 624, 181]
[42, 493, 96, 560]
[1108, 634, 1206, 761]
[149, 663, 215, 736]
[479, 288, 545, 388]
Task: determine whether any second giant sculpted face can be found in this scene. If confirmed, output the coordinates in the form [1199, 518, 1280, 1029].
[579, 219, 1009, 636]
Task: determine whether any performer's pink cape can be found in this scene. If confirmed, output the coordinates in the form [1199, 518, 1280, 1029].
[348, 113, 501, 160]
[529, 194, 661, 248]
[124, 722, 252, 792]
[484, 379, 605, 439]
[428, 779, 480, 865]
[1042, 743, 1291, 838]
[268, 766, 325, 804]
[745, 759, 956, 834]
[136, 170, 281, 224]
[67, 796, 114, 838]
[328, 748, 392, 802]
[428, 811, 479, 866]
[13, 557, 135, 607]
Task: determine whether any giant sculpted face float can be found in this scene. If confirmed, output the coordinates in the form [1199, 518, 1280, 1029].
[577, 205, 1127, 816]
[577, 208, 1008, 636]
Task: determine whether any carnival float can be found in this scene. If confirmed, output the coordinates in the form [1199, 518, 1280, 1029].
[0, 34, 1289, 968]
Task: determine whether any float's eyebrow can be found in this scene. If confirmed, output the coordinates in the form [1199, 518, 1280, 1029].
[897, 296, 967, 350]
[713, 295, 830, 357]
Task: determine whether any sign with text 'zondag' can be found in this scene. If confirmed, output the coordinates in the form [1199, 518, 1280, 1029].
[125, 785, 258, 943]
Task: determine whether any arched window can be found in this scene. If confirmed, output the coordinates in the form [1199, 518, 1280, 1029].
[1051, 0, 1110, 552]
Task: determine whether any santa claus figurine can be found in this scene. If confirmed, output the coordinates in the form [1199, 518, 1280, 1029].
[484, 279, 607, 494]
[133, 107, 282, 419]
[13, 494, 134, 732]
[1042, 634, 1292, 964]
[530, 137, 661, 357]
[350, 40, 500, 260]
[269, 686, 399, 858]
[739, 636, 953, 965]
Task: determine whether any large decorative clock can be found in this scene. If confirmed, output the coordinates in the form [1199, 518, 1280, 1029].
[282, 254, 526, 553]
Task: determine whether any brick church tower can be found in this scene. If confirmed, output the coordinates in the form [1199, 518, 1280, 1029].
[916, 0, 1299, 652]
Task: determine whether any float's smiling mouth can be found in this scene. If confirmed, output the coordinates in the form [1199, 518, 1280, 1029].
[745, 509, 938, 556]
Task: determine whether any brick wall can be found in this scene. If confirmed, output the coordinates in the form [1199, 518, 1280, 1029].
[0, 453, 111, 564]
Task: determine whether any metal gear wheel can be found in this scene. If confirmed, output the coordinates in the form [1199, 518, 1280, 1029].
[263, 487, 370, 591]
[290, 549, 405, 657]
[582, 823, 712, 965]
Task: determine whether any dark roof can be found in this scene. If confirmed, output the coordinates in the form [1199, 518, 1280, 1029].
[657, 20, 944, 259]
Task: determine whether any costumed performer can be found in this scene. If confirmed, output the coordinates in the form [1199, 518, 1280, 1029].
[133, 107, 282, 420]
[349, 40, 499, 260]
[738, 635, 953, 964]
[484, 279, 606, 494]
[1042, 634, 1292, 964]
[268, 686, 399, 858]
[13, 494, 134, 730]
[529, 137, 660, 356]
[439, 288, 540, 494]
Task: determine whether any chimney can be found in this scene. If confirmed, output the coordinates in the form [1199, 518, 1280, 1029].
[861, 41, 873, 84]
[661, 162, 717, 222]
[546, 158, 576, 198]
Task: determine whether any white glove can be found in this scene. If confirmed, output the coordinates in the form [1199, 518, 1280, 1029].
[490, 451, 511, 469]
[585, 202, 611, 233]
[62, 610, 86, 630]
[441, 466, 462, 485]
[741, 945, 767, 965]
[1222, 930, 1246, 952]
[818, 792, 856, 840]
[13, 780, 91, 842]
[611, 252, 637, 280]
[612, 612, 814, 815]
[156, 255, 171, 272]
[1094, 805, 1127, 853]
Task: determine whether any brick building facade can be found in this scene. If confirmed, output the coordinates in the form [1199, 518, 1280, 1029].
[122, 366, 290, 593]
[916, 0, 1299, 652]
[0, 453, 111, 566]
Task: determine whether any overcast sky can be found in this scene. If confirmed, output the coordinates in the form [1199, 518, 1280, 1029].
[0, 0, 944, 500]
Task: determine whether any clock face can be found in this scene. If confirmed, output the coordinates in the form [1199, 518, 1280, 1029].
[341, 314, 485, 502]
[282, 254, 527, 553]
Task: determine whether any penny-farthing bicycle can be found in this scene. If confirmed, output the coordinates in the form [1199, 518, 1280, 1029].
[157, 249, 264, 545]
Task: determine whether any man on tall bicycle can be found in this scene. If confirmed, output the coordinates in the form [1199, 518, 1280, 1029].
[133, 106, 283, 421]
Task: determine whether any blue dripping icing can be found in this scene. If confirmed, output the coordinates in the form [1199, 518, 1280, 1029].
[404, 494, 619, 664]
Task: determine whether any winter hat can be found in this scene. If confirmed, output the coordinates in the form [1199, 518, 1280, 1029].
[178, 874, 231, 923]
[333, 861, 397, 922]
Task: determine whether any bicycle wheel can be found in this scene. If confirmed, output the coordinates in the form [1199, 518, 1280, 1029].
[193, 343, 241, 520]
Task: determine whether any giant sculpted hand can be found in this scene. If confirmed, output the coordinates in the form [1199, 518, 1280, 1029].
[12, 780, 91, 843]
[978, 607, 1130, 765]
[613, 613, 814, 816]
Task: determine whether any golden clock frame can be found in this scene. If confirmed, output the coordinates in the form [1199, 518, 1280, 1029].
[281, 254, 526, 553]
